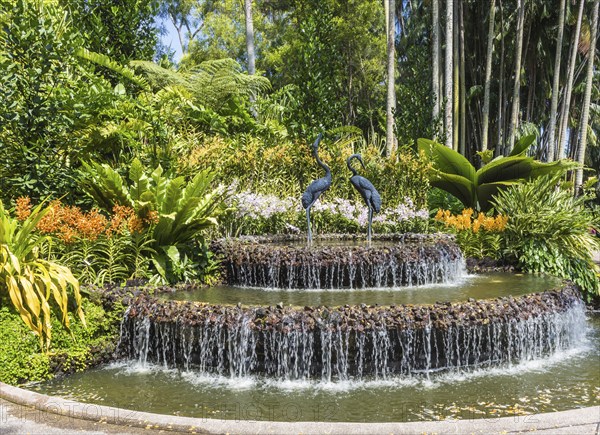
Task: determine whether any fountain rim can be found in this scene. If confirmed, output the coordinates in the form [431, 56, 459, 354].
[211, 231, 457, 245]
[1, 381, 598, 434]
[122, 281, 582, 336]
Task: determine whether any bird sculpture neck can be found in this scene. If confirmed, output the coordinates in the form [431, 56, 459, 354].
[346, 154, 359, 176]
[314, 148, 331, 178]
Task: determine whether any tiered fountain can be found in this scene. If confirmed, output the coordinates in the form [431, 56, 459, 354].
[31, 142, 598, 422]
[117, 234, 586, 383]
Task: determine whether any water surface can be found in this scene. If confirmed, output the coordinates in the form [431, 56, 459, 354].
[164, 273, 564, 307]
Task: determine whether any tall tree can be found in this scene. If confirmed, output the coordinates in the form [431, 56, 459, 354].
[459, 0, 466, 155]
[575, 0, 599, 190]
[244, 0, 256, 75]
[496, 0, 505, 156]
[161, 0, 205, 56]
[481, 0, 496, 154]
[386, 0, 396, 155]
[432, 0, 441, 132]
[557, 0, 585, 160]
[445, 0, 454, 148]
[506, 0, 525, 153]
[546, 0, 566, 162]
[452, 0, 459, 151]
[61, 0, 159, 62]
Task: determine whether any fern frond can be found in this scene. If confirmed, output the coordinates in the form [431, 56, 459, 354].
[130, 60, 189, 89]
[76, 48, 150, 91]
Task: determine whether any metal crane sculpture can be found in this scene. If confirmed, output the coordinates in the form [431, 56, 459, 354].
[301, 133, 330, 243]
[347, 154, 381, 242]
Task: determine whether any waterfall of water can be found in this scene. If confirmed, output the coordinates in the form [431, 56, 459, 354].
[226, 242, 465, 289]
[118, 299, 586, 381]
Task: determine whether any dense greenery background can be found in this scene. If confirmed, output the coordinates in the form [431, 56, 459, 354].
[0, 0, 599, 383]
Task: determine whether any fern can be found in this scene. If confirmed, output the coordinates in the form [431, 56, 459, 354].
[76, 48, 150, 91]
[131, 57, 270, 109]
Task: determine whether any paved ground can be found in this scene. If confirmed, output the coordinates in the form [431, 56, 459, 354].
[0, 398, 172, 435]
[1, 382, 599, 435]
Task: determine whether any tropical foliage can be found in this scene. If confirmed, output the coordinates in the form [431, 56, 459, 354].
[81, 158, 224, 283]
[0, 200, 85, 352]
[493, 176, 600, 301]
[434, 208, 508, 259]
[418, 136, 578, 211]
[15, 197, 155, 286]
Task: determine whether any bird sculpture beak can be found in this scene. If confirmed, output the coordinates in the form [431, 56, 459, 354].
[357, 155, 366, 169]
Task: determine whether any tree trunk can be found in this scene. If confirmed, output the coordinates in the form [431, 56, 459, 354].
[506, 0, 525, 154]
[386, 0, 396, 156]
[481, 0, 496, 154]
[459, 0, 466, 156]
[432, 0, 441, 134]
[575, 0, 599, 191]
[244, 0, 256, 75]
[496, 0, 505, 156]
[445, 0, 453, 148]
[557, 0, 585, 160]
[452, 0, 459, 151]
[547, 0, 566, 162]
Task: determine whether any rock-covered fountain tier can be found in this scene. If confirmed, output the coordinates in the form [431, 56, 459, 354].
[118, 284, 585, 381]
[210, 234, 464, 289]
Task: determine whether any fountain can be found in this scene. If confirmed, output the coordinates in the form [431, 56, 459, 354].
[27, 141, 599, 422]
[31, 236, 598, 422]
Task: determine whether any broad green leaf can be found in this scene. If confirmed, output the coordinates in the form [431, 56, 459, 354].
[476, 156, 534, 184]
[161, 178, 185, 214]
[477, 180, 521, 212]
[509, 134, 536, 156]
[429, 170, 476, 209]
[418, 138, 476, 183]
[530, 159, 579, 178]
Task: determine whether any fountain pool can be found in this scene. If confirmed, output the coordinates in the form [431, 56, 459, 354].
[28, 235, 600, 423]
[31, 312, 599, 422]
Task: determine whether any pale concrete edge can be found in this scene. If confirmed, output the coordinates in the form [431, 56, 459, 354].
[1, 381, 599, 435]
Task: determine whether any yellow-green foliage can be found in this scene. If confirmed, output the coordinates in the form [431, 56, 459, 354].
[0, 298, 123, 385]
[178, 134, 430, 208]
[0, 200, 85, 351]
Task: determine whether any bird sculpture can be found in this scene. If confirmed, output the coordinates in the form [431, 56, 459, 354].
[301, 133, 330, 243]
[347, 154, 381, 242]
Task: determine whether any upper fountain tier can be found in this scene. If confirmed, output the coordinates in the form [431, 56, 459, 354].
[211, 233, 464, 289]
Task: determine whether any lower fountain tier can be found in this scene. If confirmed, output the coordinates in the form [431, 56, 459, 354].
[118, 285, 585, 381]
[210, 234, 464, 289]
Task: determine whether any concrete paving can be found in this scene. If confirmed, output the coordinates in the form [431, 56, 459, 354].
[1, 382, 599, 435]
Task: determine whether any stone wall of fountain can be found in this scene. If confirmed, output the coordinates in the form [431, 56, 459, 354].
[117, 284, 585, 381]
[211, 234, 464, 289]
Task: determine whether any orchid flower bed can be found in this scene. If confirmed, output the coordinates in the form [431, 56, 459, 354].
[219, 188, 429, 236]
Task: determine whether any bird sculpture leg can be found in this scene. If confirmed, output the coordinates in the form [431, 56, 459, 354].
[367, 206, 373, 243]
[306, 207, 313, 244]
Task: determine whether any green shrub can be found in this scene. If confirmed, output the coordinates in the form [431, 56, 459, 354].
[81, 158, 224, 283]
[0, 297, 124, 385]
[434, 208, 508, 260]
[178, 133, 431, 210]
[418, 136, 577, 212]
[492, 176, 600, 301]
[0, 200, 85, 352]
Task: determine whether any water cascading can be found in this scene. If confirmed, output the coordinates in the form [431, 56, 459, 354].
[118, 285, 586, 381]
[210, 234, 465, 289]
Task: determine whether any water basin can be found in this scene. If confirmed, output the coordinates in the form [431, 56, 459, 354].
[31, 314, 600, 422]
